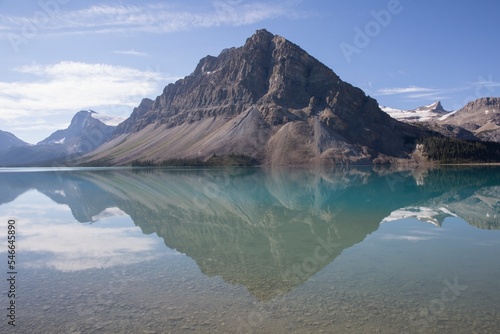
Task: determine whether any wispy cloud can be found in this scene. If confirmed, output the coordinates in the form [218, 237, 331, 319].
[376, 86, 435, 96]
[374, 85, 470, 102]
[1, 61, 173, 112]
[0, 1, 302, 38]
[379, 234, 436, 242]
[0, 61, 178, 142]
[1, 203, 161, 272]
[465, 78, 500, 90]
[113, 49, 148, 57]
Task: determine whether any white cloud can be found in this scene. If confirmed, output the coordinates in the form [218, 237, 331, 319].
[406, 93, 449, 100]
[22, 222, 160, 272]
[375, 85, 471, 104]
[0, 61, 177, 142]
[376, 86, 434, 96]
[0, 1, 301, 37]
[0, 197, 167, 272]
[113, 49, 148, 57]
[378, 234, 436, 242]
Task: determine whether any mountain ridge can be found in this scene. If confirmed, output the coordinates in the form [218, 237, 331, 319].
[2, 31, 500, 166]
[440, 97, 500, 142]
[382, 97, 500, 142]
[0, 130, 29, 152]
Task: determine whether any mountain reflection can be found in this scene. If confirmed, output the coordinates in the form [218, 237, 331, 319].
[0, 167, 499, 299]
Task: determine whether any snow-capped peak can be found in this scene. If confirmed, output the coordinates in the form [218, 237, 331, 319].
[381, 101, 453, 122]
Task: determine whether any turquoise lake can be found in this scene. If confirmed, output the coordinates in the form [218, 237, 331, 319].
[0, 167, 499, 333]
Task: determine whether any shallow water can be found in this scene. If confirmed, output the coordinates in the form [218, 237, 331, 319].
[0, 166, 499, 333]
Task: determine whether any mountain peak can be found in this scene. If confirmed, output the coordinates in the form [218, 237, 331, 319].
[432, 101, 445, 112]
[414, 101, 446, 113]
[38, 109, 115, 148]
[69, 110, 94, 129]
[0, 130, 29, 151]
[83, 29, 427, 165]
[247, 28, 274, 43]
[244, 29, 291, 52]
[465, 97, 500, 109]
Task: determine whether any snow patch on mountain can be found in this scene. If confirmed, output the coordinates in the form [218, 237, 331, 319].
[381, 101, 452, 122]
[381, 206, 457, 226]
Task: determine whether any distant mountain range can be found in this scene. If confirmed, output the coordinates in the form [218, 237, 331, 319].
[0, 110, 115, 166]
[380, 101, 450, 122]
[441, 97, 500, 142]
[382, 97, 500, 142]
[1, 29, 500, 167]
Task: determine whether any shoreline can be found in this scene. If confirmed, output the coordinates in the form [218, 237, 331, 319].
[1, 162, 500, 170]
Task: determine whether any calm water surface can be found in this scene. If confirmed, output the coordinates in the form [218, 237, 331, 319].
[0, 167, 499, 333]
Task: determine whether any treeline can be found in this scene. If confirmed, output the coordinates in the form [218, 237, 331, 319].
[418, 137, 500, 163]
[131, 154, 259, 167]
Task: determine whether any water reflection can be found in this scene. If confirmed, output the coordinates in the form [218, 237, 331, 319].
[0, 167, 499, 301]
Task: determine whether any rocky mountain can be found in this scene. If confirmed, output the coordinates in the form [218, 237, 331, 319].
[0, 130, 29, 152]
[440, 97, 500, 142]
[0, 110, 115, 166]
[113, 98, 154, 135]
[382, 100, 489, 141]
[83, 29, 428, 166]
[38, 110, 115, 152]
[382, 98, 500, 142]
[381, 101, 450, 122]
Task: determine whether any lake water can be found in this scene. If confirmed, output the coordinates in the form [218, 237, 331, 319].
[0, 166, 499, 333]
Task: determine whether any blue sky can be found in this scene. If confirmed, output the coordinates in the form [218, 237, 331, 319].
[1, 0, 499, 143]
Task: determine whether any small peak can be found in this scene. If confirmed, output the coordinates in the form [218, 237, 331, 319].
[476, 97, 500, 105]
[193, 55, 218, 76]
[254, 28, 274, 38]
[433, 101, 444, 111]
[68, 110, 93, 129]
[73, 110, 92, 119]
[245, 29, 275, 47]
[139, 97, 154, 106]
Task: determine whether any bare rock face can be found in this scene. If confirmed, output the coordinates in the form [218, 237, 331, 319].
[86, 29, 427, 165]
[114, 98, 154, 136]
[440, 97, 500, 142]
[38, 110, 115, 153]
